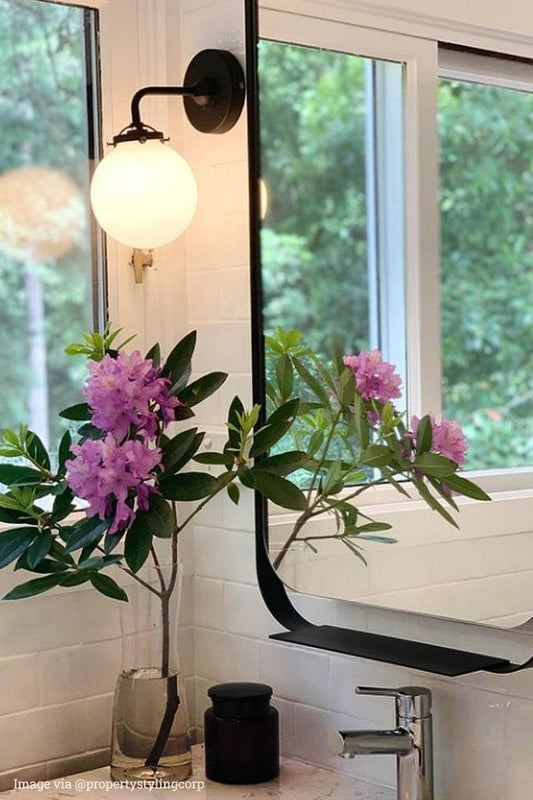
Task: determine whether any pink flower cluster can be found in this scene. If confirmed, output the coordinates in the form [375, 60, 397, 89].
[66, 350, 179, 533]
[343, 350, 402, 404]
[84, 351, 179, 441]
[66, 434, 162, 533]
[411, 414, 468, 466]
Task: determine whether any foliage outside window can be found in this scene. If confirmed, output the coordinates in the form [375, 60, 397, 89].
[0, 0, 97, 451]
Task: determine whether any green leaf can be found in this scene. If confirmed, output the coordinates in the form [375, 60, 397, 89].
[59, 402, 91, 421]
[57, 430, 73, 474]
[3, 574, 64, 600]
[124, 516, 152, 572]
[340, 537, 367, 565]
[178, 372, 227, 407]
[307, 430, 325, 456]
[412, 452, 457, 478]
[356, 521, 393, 533]
[63, 517, 108, 553]
[276, 354, 294, 398]
[162, 330, 196, 382]
[352, 392, 370, 450]
[427, 475, 459, 510]
[50, 488, 75, 523]
[227, 482, 240, 505]
[15, 552, 68, 574]
[237, 465, 255, 489]
[253, 450, 309, 476]
[58, 571, 92, 588]
[323, 460, 344, 494]
[26, 531, 54, 569]
[225, 396, 246, 450]
[3, 428, 19, 446]
[133, 494, 174, 539]
[0, 465, 43, 487]
[49, 540, 76, 566]
[415, 415, 433, 455]
[26, 433, 50, 471]
[161, 429, 204, 476]
[413, 476, 459, 528]
[174, 405, 195, 421]
[267, 397, 300, 428]
[250, 399, 300, 458]
[194, 451, 233, 466]
[145, 342, 161, 367]
[89, 573, 128, 602]
[339, 368, 356, 409]
[0, 527, 37, 568]
[77, 423, 105, 441]
[440, 473, 491, 501]
[160, 472, 220, 501]
[252, 472, 307, 511]
[104, 531, 124, 554]
[292, 357, 331, 408]
[360, 445, 392, 469]
[338, 501, 358, 528]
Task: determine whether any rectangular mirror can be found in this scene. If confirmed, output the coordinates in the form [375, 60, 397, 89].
[253, 3, 533, 634]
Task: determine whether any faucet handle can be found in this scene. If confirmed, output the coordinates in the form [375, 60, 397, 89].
[356, 685, 432, 720]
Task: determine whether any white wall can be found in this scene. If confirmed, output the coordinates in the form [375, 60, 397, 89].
[181, 2, 533, 800]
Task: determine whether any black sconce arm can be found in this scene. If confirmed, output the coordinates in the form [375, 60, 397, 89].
[112, 49, 245, 146]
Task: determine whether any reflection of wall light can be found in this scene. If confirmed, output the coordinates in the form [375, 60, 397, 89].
[0, 165, 84, 261]
[259, 178, 268, 220]
[90, 48, 245, 283]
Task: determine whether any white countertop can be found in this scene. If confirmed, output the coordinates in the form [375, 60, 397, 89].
[3, 745, 394, 799]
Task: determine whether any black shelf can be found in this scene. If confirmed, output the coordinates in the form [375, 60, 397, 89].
[270, 625, 510, 677]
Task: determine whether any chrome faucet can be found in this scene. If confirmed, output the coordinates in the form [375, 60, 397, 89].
[329, 685, 434, 800]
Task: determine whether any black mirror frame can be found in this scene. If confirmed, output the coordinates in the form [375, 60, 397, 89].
[244, 0, 532, 677]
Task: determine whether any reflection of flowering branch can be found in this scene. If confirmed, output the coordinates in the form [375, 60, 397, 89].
[266, 329, 491, 570]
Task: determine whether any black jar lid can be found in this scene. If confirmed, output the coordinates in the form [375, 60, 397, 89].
[207, 682, 273, 719]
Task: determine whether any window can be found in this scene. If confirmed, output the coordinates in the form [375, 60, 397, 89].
[0, 0, 101, 450]
[258, 10, 533, 479]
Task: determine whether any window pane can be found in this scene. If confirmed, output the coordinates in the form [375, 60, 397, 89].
[0, 0, 99, 449]
[439, 77, 533, 469]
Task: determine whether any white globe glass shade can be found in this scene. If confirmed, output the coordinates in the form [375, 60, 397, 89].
[90, 140, 198, 249]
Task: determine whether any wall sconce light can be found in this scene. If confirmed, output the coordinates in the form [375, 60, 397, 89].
[90, 49, 245, 283]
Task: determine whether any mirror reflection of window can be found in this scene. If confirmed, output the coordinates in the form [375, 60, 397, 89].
[258, 40, 406, 397]
[0, 0, 100, 450]
[438, 50, 533, 470]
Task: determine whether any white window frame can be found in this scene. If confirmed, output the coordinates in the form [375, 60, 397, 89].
[259, 5, 533, 531]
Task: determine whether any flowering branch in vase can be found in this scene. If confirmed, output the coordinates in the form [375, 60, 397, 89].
[0, 325, 309, 774]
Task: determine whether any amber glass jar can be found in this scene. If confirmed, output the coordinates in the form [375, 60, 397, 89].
[204, 682, 279, 784]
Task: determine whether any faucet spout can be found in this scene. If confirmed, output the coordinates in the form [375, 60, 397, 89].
[329, 728, 414, 758]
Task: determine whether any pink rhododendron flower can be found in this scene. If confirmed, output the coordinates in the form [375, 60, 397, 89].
[411, 414, 468, 466]
[84, 350, 180, 441]
[66, 433, 162, 533]
[343, 350, 402, 404]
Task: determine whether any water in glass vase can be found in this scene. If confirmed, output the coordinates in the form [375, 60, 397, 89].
[111, 667, 192, 781]
[111, 561, 192, 782]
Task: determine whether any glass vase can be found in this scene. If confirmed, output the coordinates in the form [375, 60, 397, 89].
[110, 561, 192, 782]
